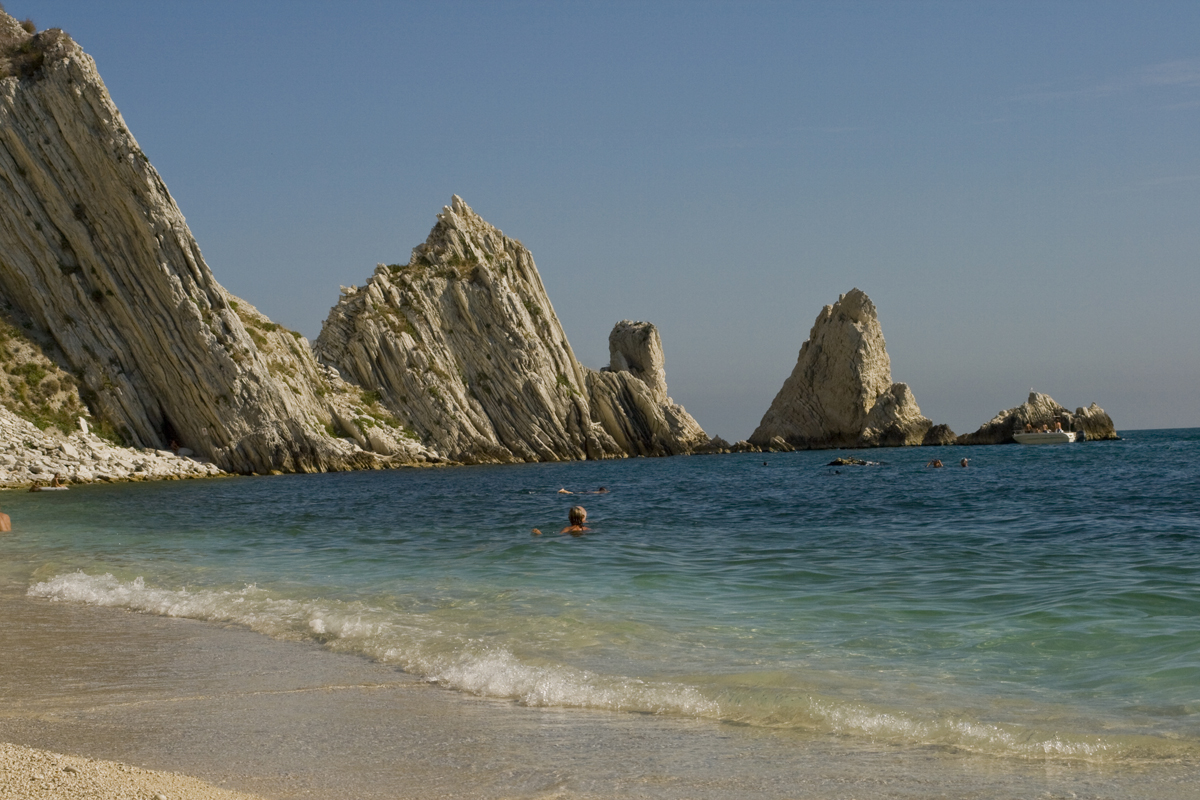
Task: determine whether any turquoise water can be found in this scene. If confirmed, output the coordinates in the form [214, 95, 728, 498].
[2, 429, 1198, 770]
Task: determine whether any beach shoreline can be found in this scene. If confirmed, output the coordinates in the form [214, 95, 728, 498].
[5, 586, 1198, 800]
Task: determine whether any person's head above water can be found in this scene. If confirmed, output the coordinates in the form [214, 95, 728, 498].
[569, 506, 587, 526]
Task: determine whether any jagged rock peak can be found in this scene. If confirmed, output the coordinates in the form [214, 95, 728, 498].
[409, 195, 513, 273]
[750, 288, 950, 450]
[315, 197, 707, 463]
[590, 320, 708, 457]
[0, 14, 75, 81]
[957, 391, 1118, 445]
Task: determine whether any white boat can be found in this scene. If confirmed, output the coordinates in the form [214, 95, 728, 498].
[1013, 430, 1076, 444]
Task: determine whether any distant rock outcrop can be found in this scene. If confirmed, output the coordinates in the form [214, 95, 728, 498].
[957, 392, 1118, 445]
[750, 289, 951, 450]
[314, 196, 707, 463]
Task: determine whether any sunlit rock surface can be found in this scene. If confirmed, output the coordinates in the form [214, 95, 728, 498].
[750, 289, 950, 450]
[314, 197, 707, 463]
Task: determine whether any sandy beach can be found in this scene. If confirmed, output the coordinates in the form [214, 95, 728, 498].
[0, 741, 264, 800]
[10, 586, 1194, 800]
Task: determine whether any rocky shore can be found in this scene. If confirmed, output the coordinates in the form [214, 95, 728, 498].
[0, 11, 1122, 473]
[0, 405, 222, 488]
[0, 13, 707, 472]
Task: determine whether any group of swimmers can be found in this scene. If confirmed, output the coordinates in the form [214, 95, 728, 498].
[0, 474, 66, 532]
[926, 458, 969, 468]
[531, 487, 609, 536]
[27, 473, 66, 492]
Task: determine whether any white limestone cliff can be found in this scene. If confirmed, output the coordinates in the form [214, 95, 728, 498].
[750, 289, 952, 450]
[314, 197, 707, 463]
[0, 14, 427, 474]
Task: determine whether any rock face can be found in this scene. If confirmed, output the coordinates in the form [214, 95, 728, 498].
[314, 196, 707, 463]
[957, 392, 1118, 445]
[588, 320, 708, 456]
[0, 14, 429, 473]
[750, 289, 951, 450]
[0, 14, 704, 472]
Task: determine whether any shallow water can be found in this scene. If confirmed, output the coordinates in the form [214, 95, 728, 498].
[2, 430, 1198, 797]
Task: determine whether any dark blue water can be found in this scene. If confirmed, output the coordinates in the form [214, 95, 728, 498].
[3, 429, 1198, 764]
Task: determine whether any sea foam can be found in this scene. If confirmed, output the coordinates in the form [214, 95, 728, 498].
[28, 571, 719, 718]
[26, 570, 1196, 764]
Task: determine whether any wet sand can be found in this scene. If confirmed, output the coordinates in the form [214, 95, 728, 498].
[3, 590, 1197, 800]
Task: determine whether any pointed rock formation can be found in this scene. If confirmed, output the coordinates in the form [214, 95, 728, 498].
[0, 14, 423, 473]
[750, 289, 952, 450]
[314, 197, 707, 463]
[588, 320, 708, 456]
[957, 391, 1118, 445]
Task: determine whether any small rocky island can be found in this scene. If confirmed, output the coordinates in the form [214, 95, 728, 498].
[748, 289, 956, 451]
[957, 391, 1118, 445]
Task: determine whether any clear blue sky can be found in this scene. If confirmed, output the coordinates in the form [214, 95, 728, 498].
[17, 1, 1200, 438]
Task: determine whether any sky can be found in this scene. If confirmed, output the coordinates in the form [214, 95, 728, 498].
[13, 1, 1200, 439]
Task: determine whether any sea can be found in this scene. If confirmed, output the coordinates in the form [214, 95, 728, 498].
[1, 428, 1198, 799]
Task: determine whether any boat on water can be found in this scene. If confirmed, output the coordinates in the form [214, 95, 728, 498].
[1013, 430, 1077, 444]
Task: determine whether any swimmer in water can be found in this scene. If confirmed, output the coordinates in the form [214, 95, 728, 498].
[926, 459, 944, 468]
[560, 506, 590, 535]
[532, 506, 592, 537]
[960, 458, 969, 468]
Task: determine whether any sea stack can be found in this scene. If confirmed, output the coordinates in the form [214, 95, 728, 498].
[588, 320, 709, 456]
[749, 289, 953, 450]
[314, 196, 707, 463]
[957, 391, 1118, 445]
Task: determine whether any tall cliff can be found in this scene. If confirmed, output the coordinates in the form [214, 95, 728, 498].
[314, 196, 707, 463]
[957, 391, 1118, 445]
[750, 289, 953, 450]
[0, 14, 422, 473]
[0, 14, 702, 471]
